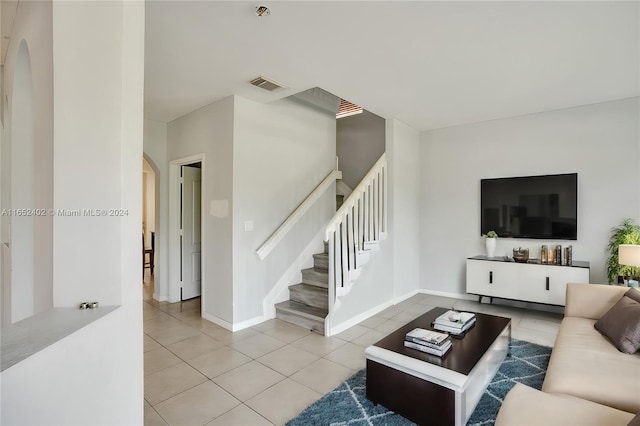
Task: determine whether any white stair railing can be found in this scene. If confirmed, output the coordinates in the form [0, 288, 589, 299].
[326, 154, 387, 299]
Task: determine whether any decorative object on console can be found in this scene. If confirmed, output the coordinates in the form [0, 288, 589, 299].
[606, 219, 640, 284]
[541, 245, 548, 264]
[513, 247, 529, 263]
[564, 245, 573, 266]
[485, 231, 498, 258]
[555, 245, 562, 265]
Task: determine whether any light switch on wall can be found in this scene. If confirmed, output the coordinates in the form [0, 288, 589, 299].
[244, 221, 254, 232]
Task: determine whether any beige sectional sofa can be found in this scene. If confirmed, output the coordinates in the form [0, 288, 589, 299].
[496, 283, 640, 426]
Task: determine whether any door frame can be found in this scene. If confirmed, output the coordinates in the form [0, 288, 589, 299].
[169, 154, 205, 306]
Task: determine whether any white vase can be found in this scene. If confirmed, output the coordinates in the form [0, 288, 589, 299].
[486, 238, 496, 258]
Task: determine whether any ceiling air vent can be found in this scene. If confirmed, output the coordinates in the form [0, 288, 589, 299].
[249, 76, 286, 92]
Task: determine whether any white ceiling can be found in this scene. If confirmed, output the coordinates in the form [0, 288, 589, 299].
[144, 1, 639, 131]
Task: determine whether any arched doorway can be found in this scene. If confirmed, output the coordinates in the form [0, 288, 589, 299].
[143, 154, 160, 300]
[3, 39, 53, 325]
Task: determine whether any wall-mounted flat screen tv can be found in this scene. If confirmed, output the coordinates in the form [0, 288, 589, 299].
[481, 173, 577, 240]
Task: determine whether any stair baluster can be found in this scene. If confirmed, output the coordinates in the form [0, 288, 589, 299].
[275, 154, 387, 335]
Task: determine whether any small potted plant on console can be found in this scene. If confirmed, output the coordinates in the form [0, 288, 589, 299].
[484, 231, 498, 258]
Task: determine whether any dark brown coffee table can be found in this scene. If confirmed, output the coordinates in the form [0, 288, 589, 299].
[365, 307, 511, 426]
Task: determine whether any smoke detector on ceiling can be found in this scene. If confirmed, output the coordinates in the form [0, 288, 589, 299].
[255, 6, 270, 17]
[249, 75, 286, 92]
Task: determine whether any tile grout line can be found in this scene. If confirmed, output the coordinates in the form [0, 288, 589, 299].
[144, 291, 561, 425]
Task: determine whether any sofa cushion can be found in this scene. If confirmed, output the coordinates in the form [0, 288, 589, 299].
[542, 317, 640, 413]
[496, 383, 635, 426]
[595, 292, 640, 353]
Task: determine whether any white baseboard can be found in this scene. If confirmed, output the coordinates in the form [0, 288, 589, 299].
[202, 311, 272, 332]
[201, 312, 234, 331]
[418, 288, 478, 302]
[231, 314, 271, 331]
[153, 293, 168, 302]
[327, 287, 425, 336]
[327, 288, 478, 336]
[392, 288, 422, 304]
[327, 299, 394, 336]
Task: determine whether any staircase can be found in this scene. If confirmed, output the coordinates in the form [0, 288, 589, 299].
[275, 242, 329, 334]
[273, 154, 387, 335]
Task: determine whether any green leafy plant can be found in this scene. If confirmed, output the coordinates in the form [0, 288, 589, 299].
[606, 218, 640, 284]
[485, 231, 498, 238]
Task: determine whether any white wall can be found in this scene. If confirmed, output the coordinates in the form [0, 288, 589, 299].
[167, 95, 336, 326]
[2, 0, 53, 324]
[329, 118, 421, 331]
[144, 119, 168, 301]
[420, 98, 640, 295]
[167, 97, 234, 321]
[1, 1, 144, 423]
[388, 119, 421, 298]
[10, 40, 35, 322]
[336, 110, 386, 189]
[232, 96, 336, 324]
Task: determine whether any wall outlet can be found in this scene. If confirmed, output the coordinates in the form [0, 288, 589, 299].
[244, 221, 254, 232]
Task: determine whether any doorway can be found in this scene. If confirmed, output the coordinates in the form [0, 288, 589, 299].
[180, 162, 201, 300]
[142, 157, 156, 300]
[168, 154, 204, 305]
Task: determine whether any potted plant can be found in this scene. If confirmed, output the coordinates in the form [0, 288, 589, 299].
[606, 218, 640, 284]
[484, 231, 498, 258]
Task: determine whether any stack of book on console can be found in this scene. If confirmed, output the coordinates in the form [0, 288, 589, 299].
[432, 310, 476, 336]
[404, 328, 452, 357]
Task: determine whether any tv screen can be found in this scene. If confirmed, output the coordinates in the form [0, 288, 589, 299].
[480, 173, 577, 240]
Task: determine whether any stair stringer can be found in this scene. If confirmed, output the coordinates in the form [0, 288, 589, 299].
[325, 231, 392, 336]
[262, 227, 326, 319]
[334, 231, 387, 297]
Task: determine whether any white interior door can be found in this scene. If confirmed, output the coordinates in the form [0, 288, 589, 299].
[181, 165, 201, 300]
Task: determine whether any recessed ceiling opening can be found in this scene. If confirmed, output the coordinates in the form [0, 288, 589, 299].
[336, 99, 363, 119]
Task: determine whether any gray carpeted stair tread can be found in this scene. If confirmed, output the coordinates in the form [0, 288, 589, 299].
[275, 300, 327, 319]
[302, 267, 328, 288]
[275, 300, 327, 334]
[289, 283, 328, 310]
[312, 253, 329, 270]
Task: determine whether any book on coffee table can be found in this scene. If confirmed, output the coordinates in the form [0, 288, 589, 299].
[404, 339, 452, 357]
[434, 310, 476, 329]
[433, 318, 477, 336]
[405, 328, 449, 344]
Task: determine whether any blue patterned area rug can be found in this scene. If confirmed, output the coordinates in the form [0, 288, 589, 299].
[286, 339, 551, 426]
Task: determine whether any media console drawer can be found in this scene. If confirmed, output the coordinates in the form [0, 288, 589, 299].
[466, 257, 590, 306]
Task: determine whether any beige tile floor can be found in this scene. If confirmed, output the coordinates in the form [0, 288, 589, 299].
[142, 273, 562, 426]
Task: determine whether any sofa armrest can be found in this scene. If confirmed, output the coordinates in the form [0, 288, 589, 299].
[496, 383, 634, 426]
[565, 283, 628, 320]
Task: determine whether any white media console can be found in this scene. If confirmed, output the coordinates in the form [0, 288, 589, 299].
[466, 256, 590, 306]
